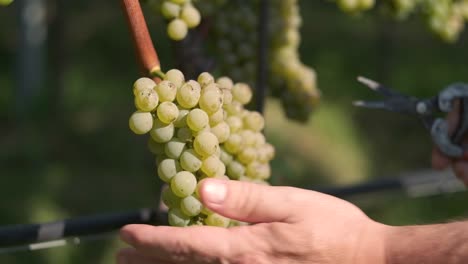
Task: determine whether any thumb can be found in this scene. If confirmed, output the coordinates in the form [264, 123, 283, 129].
[198, 179, 299, 223]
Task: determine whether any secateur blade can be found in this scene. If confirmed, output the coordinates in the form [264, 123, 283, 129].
[353, 76, 421, 115]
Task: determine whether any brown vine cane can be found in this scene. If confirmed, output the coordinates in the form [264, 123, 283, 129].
[121, 0, 163, 82]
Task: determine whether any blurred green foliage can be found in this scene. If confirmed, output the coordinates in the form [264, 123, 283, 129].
[0, 1, 467, 263]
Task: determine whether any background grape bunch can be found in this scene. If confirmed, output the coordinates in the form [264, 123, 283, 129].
[210, 0, 320, 122]
[334, 0, 468, 43]
[147, 0, 202, 41]
[129, 70, 274, 227]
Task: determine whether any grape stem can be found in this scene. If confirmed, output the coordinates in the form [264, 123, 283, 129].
[121, 0, 163, 82]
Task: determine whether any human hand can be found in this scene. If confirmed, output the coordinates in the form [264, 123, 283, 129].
[117, 179, 387, 264]
[431, 102, 468, 185]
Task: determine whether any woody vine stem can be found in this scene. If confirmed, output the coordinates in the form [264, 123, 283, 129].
[121, 0, 164, 82]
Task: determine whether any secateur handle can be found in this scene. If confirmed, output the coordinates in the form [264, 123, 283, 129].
[431, 83, 468, 158]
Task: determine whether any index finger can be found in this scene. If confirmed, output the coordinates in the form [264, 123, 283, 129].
[120, 224, 240, 263]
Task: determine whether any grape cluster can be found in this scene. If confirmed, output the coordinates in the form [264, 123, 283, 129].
[211, 0, 320, 122]
[211, 1, 258, 87]
[147, 0, 202, 41]
[269, 0, 320, 122]
[129, 70, 274, 227]
[424, 0, 468, 42]
[333, 0, 468, 43]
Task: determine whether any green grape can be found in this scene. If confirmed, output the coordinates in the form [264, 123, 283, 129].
[201, 83, 221, 94]
[148, 137, 165, 155]
[205, 213, 230, 227]
[180, 4, 201, 28]
[171, 171, 197, 198]
[168, 208, 190, 227]
[177, 127, 193, 142]
[256, 163, 271, 180]
[161, 1, 181, 19]
[199, 90, 223, 114]
[226, 116, 243, 133]
[253, 132, 266, 147]
[209, 108, 224, 126]
[165, 138, 186, 159]
[180, 195, 202, 216]
[187, 109, 209, 132]
[177, 80, 201, 108]
[224, 133, 242, 154]
[224, 101, 242, 116]
[219, 147, 233, 165]
[167, 18, 188, 41]
[179, 149, 202, 172]
[227, 160, 245, 180]
[162, 187, 181, 208]
[157, 101, 180, 124]
[155, 80, 178, 102]
[237, 147, 257, 164]
[214, 162, 226, 177]
[174, 108, 189, 127]
[194, 132, 219, 157]
[150, 118, 175, 143]
[158, 158, 181, 182]
[216, 77, 234, 90]
[129, 111, 154, 135]
[263, 143, 275, 160]
[165, 69, 185, 88]
[221, 88, 233, 105]
[201, 205, 214, 216]
[135, 88, 159, 112]
[243, 111, 265, 132]
[197, 72, 215, 87]
[231, 83, 253, 105]
[133, 77, 156, 96]
[239, 130, 256, 147]
[210, 121, 230, 143]
[201, 155, 221, 176]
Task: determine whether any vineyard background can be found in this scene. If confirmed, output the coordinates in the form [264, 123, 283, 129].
[1, 0, 468, 263]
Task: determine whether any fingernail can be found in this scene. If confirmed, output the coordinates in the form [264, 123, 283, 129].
[203, 180, 227, 205]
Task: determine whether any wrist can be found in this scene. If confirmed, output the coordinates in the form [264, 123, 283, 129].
[353, 220, 390, 264]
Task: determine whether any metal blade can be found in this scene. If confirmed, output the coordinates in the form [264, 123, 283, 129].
[357, 76, 406, 98]
[353, 100, 389, 110]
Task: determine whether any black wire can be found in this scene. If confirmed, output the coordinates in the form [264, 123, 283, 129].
[0, 171, 465, 251]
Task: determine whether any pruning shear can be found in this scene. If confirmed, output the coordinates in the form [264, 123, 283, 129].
[354, 76, 468, 159]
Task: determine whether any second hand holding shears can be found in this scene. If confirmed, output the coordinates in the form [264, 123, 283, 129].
[354, 76, 468, 159]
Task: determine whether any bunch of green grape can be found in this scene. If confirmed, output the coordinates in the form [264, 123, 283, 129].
[210, 0, 320, 122]
[333, 0, 468, 43]
[129, 70, 274, 227]
[211, 1, 258, 87]
[424, 0, 468, 42]
[147, 0, 202, 41]
[269, 0, 320, 122]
